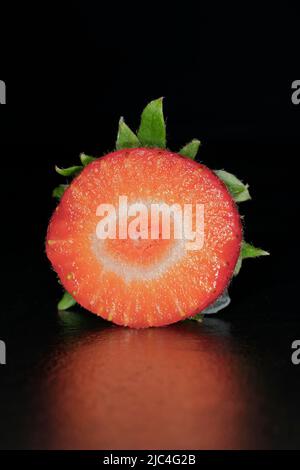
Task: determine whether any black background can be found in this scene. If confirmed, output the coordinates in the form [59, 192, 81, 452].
[0, 2, 300, 452]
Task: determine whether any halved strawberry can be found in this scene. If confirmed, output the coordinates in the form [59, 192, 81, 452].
[47, 147, 242, 327]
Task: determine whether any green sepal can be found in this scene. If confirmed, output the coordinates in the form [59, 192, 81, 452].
[55, 165, 83, 177]
[57, 291, 77, 310]
[179, 139, 201, 160]
[116, 117, 141, 150]
[234, 241, 269, 275]
[80, 153, 96, 166]
[137, 97, 166, 148]
[241, 241, 270, 259]
[188, 312, 204, 323]
[233, 257, 242, 276]
[52, 184, 69, 200]
[215, 170, 251, 202]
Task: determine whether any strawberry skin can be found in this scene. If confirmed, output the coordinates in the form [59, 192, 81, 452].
[46, 148, 242, 328]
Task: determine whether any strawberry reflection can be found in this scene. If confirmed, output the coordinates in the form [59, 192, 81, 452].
[36, 312, 266, 449]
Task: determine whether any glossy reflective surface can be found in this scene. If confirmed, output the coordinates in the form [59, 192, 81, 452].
[1, 309, 299, 450]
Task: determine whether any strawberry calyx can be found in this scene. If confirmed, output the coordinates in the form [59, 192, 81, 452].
[51, 98, 269, 315]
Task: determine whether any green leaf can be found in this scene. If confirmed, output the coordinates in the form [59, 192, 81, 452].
[52, 184, 69, 200]
[241, 241, 269, 259]
[179, 139, 201, 159]
[215, 170, 251, 202]
[116, 117, 141, 150]
[80, 153, 96, 166]
[137, 97, 166, 148]
[55, 165, 83, 177]
[233, 256, 243, 276]
[57, 291, 77, 310]
[188, 312, 204, 323]
[234, 241, 269, 275]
